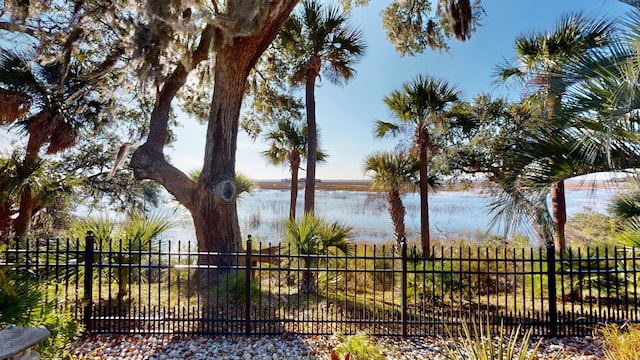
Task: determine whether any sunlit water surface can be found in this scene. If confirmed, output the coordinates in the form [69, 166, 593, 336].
[163, 186, 618, 247]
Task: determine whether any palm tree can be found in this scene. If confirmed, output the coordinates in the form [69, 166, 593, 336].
[284, 215, 352, 293]
[69, 211, 174, 302]
[0, 47, 111, 236]
[278, 0, 366, 215]
[363, 151, 419, 246]
[0, 154, 75, 240]
[376, 74, 460, 257]
[495, 12, 615, 249]
[262, 119, 327, 220]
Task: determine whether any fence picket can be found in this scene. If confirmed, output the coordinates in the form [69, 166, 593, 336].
[5, 234, 640, 337]
[83, 231, 94, 333]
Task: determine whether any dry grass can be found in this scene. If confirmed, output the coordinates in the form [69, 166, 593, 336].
[600, 323, 640, 360]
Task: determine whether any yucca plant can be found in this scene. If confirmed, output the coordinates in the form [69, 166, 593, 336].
[444, 319, 551, 360]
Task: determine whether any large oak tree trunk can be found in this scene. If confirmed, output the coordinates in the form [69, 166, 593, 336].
[131, 1, 299, 268]
[191, 45, 250, 264]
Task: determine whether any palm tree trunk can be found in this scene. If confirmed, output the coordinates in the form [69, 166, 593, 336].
[388, 189, 406, 246]
[0, 201, 12, 241]
[117, 266, 129, 304]
[551, 180, 566, 250]
[417, 130, 430, 257]
[14, 185, 35, 237]
[525, 200, 554, 247]
[301, 268, 317, 294]
[304, 68, 319, 215]
[289, 153, 300, 220]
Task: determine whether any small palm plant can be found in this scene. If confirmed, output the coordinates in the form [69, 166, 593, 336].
[284, 215, 353, 293]
[363, 151, 419, 246]
[69, 210, 174, 302]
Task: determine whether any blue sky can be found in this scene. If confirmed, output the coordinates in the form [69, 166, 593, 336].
[3, 1, 627, 181]
[167, 0, 632, 181]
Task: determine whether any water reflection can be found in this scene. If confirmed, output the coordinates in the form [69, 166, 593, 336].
[165, 187, 617, 246]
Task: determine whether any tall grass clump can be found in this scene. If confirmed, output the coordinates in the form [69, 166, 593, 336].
[600, 323, 640, 360]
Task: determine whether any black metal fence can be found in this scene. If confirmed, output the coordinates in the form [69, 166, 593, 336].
[2, 234, 640, 337]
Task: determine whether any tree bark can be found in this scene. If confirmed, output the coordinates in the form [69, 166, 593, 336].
[131, 2, 299, 265]
[304, 68, 318, 215]
[0, 201, 13, 240]
[191, 42, 253, 264]
[388, 189, 406, 247]
[14, 186, 35, 237]
[289, 150, 300, 220]
[417, 127, 431, 257]
[551, 180, 566, 250]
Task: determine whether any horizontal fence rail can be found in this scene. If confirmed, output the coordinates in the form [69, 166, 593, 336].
[2, 234, 640, 337]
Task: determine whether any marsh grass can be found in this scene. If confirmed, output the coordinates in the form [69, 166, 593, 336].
[600, 323, 640, 360]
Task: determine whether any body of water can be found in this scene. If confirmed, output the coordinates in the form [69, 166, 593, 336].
[164, 186, 619, 246]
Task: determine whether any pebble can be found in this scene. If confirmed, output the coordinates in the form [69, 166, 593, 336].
[68, 333, 606, 359]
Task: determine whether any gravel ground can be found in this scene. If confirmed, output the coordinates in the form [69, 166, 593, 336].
[68, 333, 606, 359]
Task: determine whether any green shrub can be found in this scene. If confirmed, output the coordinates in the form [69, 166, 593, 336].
[68, 211, 174, 302]
[566, 209, 614, 248]
[601, 323, 640, 360]
[332, 332, 385, 360]
[0, 265, 81, 359]
[36, 308, 82, 359]
[0, 268, 44, 325]
[559, 248, 625, 303]
[214, 270, 260, 304]
[284, 215, 353, 294]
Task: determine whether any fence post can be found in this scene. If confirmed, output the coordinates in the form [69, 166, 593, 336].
[83, 231, 95, 332]
[546, 240, 558, 337]
[245, 235, 252, 336]
[401, 238, 408, 337]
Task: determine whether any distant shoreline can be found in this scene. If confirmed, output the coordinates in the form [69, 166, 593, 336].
[256, 179, 628, 192]
[257, 180, 372, 191]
